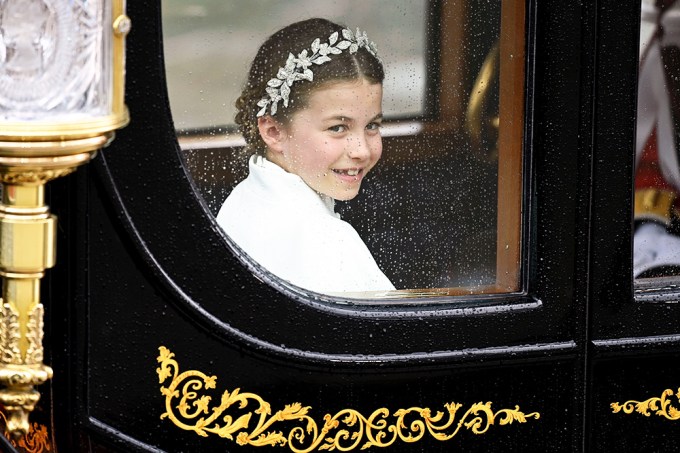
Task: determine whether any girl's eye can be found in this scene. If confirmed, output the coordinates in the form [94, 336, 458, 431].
[328, 124, 348, 133]
[366, 122, 382, 132]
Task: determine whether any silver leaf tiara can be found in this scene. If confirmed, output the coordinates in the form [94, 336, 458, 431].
[256, 28, 380, 117]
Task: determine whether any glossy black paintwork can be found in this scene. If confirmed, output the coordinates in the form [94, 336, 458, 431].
[36, 0, 680, 452]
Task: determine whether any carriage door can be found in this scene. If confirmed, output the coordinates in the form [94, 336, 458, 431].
[0, 1, 654, 452]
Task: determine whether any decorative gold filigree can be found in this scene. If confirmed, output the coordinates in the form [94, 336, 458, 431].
[0, 169, 77, 186]
[157, 346, 540, 451]
[0, 303, 21, 365]
[24, 305, 44, 366]
[611, 388, 680, 420]
[0, 408, 52, 452]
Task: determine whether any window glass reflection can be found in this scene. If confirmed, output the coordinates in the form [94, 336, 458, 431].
[215, 19, 394, 294]
[163, 1, 426, 130]
[162, 1, 525, 299]
[633, 0, 680, 279]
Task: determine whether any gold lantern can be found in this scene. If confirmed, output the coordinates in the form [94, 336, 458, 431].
[0, 0, 129, 437]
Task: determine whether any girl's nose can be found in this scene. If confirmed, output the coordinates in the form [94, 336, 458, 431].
[348, 135, 371, 160]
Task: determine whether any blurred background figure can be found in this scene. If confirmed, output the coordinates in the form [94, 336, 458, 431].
[633, 0, 680, 277]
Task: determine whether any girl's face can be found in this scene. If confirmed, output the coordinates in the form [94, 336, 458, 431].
[267, 78, 383, 201]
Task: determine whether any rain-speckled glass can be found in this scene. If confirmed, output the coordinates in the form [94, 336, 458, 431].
[163, 0, 524, 300]
[633, 0, 680, 284]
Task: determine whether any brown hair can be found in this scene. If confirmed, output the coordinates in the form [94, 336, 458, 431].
[234, 18, 385, 155]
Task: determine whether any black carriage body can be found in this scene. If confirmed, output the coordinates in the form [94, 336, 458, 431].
[34, 1, 680, 452]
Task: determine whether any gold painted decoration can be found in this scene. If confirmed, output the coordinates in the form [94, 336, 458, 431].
[611, 387, 680, 421]
[0, 409, 51, 452]
[157, 346, 540, 451]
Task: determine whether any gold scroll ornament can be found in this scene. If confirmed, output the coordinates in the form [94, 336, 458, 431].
[611, 387, 680, 420]
[157, 346, 540, 451]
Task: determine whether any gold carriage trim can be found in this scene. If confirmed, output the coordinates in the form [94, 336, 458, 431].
[611, 388, 680, 421]
[157, 346, 541, 451]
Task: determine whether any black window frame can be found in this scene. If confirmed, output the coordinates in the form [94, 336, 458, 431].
[90, 0, 627, 367]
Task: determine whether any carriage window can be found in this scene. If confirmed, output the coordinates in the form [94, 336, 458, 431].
[633, 0, 680, 285]
[163, 0, 525, 299]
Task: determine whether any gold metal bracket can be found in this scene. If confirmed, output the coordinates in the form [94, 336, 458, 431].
[0, 0, 129, 438]
[465, 41, 500, 161]
[0, 138, 109, 438]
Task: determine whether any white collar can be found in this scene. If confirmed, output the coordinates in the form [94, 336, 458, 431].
[248, 155, 339, 218]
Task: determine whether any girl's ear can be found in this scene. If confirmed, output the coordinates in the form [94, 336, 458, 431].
[257, 116, 287, 154]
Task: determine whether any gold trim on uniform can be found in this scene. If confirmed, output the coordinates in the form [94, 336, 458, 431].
[634, 188, 676, 226]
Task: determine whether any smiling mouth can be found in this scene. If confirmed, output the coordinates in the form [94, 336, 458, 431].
[332, 168, 363, 177]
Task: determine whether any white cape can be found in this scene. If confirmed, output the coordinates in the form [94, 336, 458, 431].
[217, 155, 394, 294]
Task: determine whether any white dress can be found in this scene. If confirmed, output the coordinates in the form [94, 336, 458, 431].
[216, 155, 395, 294]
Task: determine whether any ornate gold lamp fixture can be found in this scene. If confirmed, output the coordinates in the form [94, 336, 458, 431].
[0, 0, 129, 437]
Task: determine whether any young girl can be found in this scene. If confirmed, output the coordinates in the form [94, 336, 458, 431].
[216, 18, 394, 294]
